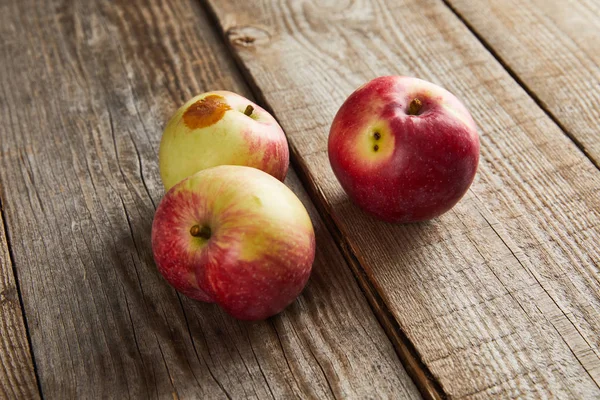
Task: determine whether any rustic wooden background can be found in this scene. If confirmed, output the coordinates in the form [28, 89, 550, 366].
[1, 0, 599, 398]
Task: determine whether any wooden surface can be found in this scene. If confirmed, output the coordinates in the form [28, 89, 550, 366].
[0, 0, 420, 398]
[446, 0, 600, 168]
[0, 210, 40, 399]
[2, 0, 600, 398]
[204, 0, 600, 397]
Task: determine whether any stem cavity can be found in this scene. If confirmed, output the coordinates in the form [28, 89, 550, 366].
[407, 98, 422, 116]
[190, 224, 212, 240]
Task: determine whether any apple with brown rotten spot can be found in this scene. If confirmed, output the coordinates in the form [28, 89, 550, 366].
[159, 90, 289, 191]
[151, 165, 315, 320]
[328, 76, 480, 223]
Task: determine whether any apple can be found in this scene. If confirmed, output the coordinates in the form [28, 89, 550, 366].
[328, 76, 480, 223]
[151, 165, 316, 320]
[159, 91, 289, 190]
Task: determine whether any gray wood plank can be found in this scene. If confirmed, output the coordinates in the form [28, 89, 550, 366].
[0, 0, 420, 398]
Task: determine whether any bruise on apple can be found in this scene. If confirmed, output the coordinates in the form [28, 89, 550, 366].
[183, 94, 231, 129]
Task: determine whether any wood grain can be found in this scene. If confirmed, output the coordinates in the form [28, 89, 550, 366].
[0, 0, 420, 398]
[0, 209, 40, 399]
[204, 0, 600, 397]
[444, 0, 600, 168]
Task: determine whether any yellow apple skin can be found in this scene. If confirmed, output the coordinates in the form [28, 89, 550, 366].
[151, 166, 315, 320]
[159, 91, 289, 190]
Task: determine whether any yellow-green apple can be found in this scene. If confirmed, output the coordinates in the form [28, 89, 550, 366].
[159, 91, 289, 190]
[328, 76, 479, 223]
[151, 165, 315, 320]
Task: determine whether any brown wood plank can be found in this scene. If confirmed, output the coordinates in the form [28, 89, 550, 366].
[0, 0, 420, 397]
[203, 0, 600, 397]
[444, 0, 600, 168]
[0, 210, 40, 399]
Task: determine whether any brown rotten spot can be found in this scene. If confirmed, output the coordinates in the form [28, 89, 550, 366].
[183, 95, 231, 129]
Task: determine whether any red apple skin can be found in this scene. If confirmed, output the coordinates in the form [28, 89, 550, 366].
[151, 165, 315, 320]
[328, 76, 480, 223]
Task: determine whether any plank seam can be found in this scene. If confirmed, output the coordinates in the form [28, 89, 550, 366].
[290, 155, 446, 400]
[197, 1, 446, 398]
[0, 197, 44, 399]
[439, 0, 600, 171]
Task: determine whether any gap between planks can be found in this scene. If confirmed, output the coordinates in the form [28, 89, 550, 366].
[0, 197, 42, 399]
[293, 153, 447, 400]
[439, 0, 600, 171]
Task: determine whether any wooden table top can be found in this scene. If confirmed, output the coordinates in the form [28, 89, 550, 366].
[1, 0, 599, 398]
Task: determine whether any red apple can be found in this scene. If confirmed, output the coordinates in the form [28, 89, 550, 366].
[159, 91, 289, 190]
[151, 165, 315, 320]
[328, 76, 480, 223]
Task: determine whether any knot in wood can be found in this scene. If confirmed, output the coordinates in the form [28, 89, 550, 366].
[0, 287, 18, 306]
[227, 25, 271, 48]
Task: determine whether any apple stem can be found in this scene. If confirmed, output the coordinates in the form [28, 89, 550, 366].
[190, 224, 212, 240]
[408, 98, 422, 115]
[244, 104, 254, 117]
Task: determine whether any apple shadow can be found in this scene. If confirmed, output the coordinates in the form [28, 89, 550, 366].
[332, 197, 445, 260]
[107, 202, 236, 395]
[107, 200, 327, 397]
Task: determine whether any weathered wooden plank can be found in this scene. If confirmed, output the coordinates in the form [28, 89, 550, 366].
[204, 0, 600, 397]
[0, 0, 420, 398]
[444, 0, 600, 168]
[0, 209, 40, 399]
